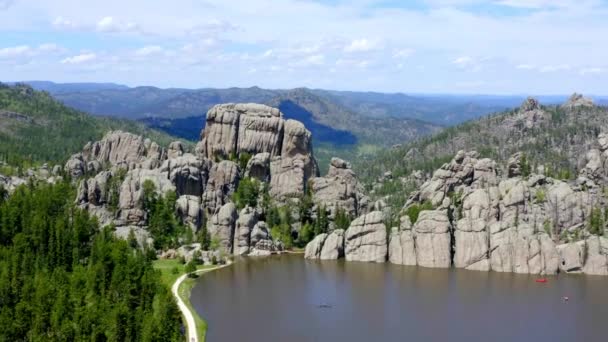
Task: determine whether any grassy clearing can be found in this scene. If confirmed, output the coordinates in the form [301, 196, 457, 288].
[152, 259, 214, 341]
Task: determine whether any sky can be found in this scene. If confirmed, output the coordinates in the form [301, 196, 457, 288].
[0, 0, 607, 94]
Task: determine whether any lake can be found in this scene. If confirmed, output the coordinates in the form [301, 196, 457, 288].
[191, 254, 608, 342]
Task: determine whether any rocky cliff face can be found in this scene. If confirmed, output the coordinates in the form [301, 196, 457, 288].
[67, 103, 361, 257]
[307, 134, 608, 276]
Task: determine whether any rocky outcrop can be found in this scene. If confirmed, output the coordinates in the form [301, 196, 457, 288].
[76, 171, 112, 206]
[562, 93, 594, 109]
[161, 153, 209, 197]
[557, 241, 586, 273]
[176, 195, 203, 232]
[321, 229, 345, 260]
[310, 157, 369, 219]
[198, 103, 282, 159]
[65, 131, 167, 179]
[305, 233, 327, 259]
[65, 153, 86, 178]
[207, 202, 237, 252]
[250, 221, 270, 247]
[83, 131, 166, 170]
[61, 102, 369, 259]
[117, 168, 175, 226]
[388, 216, 416, 266]
[304, 229, 345, 260]
[233, 206, 258, 255]
[408, 150, 497, 208]
[245, 152, 271, 182]
[414, 210, 452, 268]
[202, 160, 239, 213]
[580, 132, 608, 184]
[398, 147, 608, 275]
[344, 211, 387, 263]
[513, 97, 547, 129]
[0, 174, 26, 194]
[582, 236, 608, 275]
[167, 141, 184, 159]
[198, 103, 318, 199]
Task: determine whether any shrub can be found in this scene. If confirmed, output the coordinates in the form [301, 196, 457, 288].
[406, 201, 433, 224]
[185, 261, 197, 277]
[232, 177, 260, 209]
[535, 189, 546, 203]
[589, 207, 604, 236]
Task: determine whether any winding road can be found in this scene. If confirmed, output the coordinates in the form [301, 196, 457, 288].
[172, 263, 231, 342]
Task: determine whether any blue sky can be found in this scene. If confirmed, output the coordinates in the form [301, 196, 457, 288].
[0, 0, 607, 94]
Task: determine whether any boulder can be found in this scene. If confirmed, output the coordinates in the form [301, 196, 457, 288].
[161, 153, 208, 197]
[304, 233, 328, 259]
[245, 152, 271, 182]
[413, 210, 451, 268]
[388, 216, 417, 266]
[237, 105, 284, 157]
[65, 153, 86, 178]
[176, 195, 203, 232]
[310, 157, 369, 218]
[82, 131, 166, 170]
[507, 152, 522, 178]
[345, 211, 387, 263]
[202, 160, 239, 213]
[76, 171, 112, 206]
[117, 168, 175, 226]
[207, 202, 237, 252]
[200, 103, 283, 159]
[557, 241, 586, 273]
[250, 239, 282, 256]
[168, 141, 184, 159]
[454, 189, 495, 271]
[582, 236, 608, 275]
[250, 221, 270, 247]
[233, 206, 258, 255]
[320, 229, 345, 260]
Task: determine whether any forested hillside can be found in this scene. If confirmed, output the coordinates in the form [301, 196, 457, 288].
[357, 95, 608, 210]
[0, 181, 182, 341]
[0, 83, 178, 167]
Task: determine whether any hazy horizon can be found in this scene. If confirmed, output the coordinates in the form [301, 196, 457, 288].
[7, 79, 608, 98]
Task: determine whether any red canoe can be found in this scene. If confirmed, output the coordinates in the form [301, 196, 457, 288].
[535, 278, 548, 283]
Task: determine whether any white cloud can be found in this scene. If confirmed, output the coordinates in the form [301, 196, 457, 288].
[299, 54, 325, 66]
[1, 0, 608, 92]
[539, 64, 571, 73]
[494, 0, 586, 9]
[61, 53, 97, 64]
[38, 43, 63, 53]
[344, 39, 376, 53]
[336, 58, 371, 68]
[452, 56, 473, 67]
[516, 64, 536, 70]
[393, 49, 414, 59]
[96, 16, 138, 33]
[52, 16, 79, 29]
[0, 45, 31, 58]
[135, 45, 163, 56]
[580, 67, 606, 75]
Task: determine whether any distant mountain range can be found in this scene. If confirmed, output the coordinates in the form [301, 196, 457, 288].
[20, 81, 607, 124]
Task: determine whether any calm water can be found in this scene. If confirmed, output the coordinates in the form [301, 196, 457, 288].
[191, 254, 608, 342]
